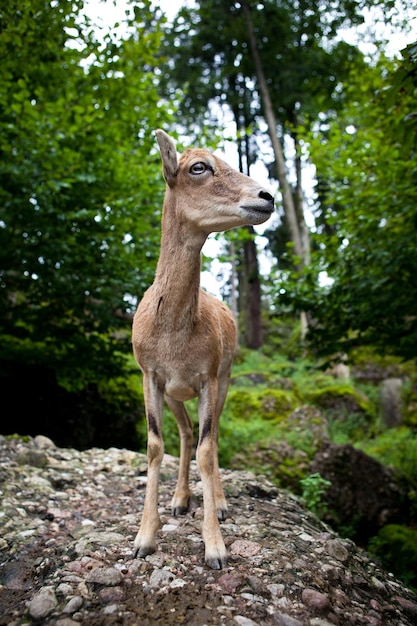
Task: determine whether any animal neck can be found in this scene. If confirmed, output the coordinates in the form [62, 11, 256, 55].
[153, 201, 207, 329]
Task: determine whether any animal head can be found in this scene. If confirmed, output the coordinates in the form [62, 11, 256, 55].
[155, 129, 275, 234]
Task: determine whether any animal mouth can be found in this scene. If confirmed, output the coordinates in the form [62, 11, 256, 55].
[241, 203, 275, 215]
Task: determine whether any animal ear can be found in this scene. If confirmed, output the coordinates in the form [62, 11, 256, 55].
[155, 129, 179, 187]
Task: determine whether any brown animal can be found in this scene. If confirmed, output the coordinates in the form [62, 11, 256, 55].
[132, 130, 274, 569]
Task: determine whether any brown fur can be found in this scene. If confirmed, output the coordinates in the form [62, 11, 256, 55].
[132, 130, 274, 569]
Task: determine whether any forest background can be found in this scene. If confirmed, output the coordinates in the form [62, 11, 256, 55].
[1, 0, 417, 589]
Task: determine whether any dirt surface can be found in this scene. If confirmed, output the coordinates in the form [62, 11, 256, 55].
[1, 434, 417, 625]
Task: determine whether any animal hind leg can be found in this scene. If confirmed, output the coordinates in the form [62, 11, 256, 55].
[211, 370, 231, 521]
[165, 396, 194, 515]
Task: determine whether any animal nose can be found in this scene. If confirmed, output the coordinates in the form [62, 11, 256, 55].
[259, 190, 274, 204]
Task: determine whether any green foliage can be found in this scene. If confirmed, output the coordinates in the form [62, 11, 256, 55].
[357, 427, 417, 486]
[227, 387, 297, 422]
[230, 439, 309, 492]
[281, 53, 417, 361]
[1, 359, 146, 450]
[368, 524, 417, 591]
[0, 0, 172, 425]
[306, 384, 376, 442]
[300, 472, 332, 516]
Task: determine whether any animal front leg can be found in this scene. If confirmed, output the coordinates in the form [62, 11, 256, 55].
[197, 380, 227, 570]
[134, 373, 164, 558]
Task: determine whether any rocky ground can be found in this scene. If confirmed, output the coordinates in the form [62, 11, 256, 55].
[1, 435, 417, 626]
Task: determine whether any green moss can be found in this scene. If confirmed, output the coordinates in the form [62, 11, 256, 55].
[307, 384, 373, 414]
[350, 346, 417, 379]
[5, 434, 31, 443]
[368, 524, 417, 591]
[227, 388, 298, 423]
[230, 439, 310, 492]
[258, 389, 298, 420]
[304, 384, 376, 443]
[226, 389, 262, 420]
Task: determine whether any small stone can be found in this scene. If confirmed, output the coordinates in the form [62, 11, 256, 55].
[76, 581, 91, 598]
[229, 540, 261, 557]
[277, 597, 292, 610]
[234, 616, 259, 626]
[267, 583, 285, 598]
[145, 553, 165, 567]
[247, 575, 264, 594]
[149, 568, 176, 587]
[371, 576, 387, 593]
[325, 539, 349, 563]
[0, 538, 8, 550]
[56, 583, 74, 597]
[15, 450, 48, 468]
[103, 604, 120, 614]
[395, 596, 417, 619]
[218, 572, 244, 594]
[302, 588, 330, 611]
[274, 613, 304, 626]
[161, 524, 178, 532]
[28, 587, 58, 619]
[86, 567, 123, 586]
[34, 434, 56, 449]
[63, 596, 83, 614]
[99, 586, 125, 604]
[170, 578, 187, 589]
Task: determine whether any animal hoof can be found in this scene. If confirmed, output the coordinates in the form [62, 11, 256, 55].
[217, 508, 227, 522]
[172, 504, 189, 516]
[133, 544, 156, 559]
[171, 495, 190, 516]
[205, 554, 227, 570]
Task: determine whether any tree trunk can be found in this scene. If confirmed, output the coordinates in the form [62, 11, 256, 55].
[242, 229, 263, 349]
[236, 122, 265, 349]
[242, 0, 310, 340]
[241, 0, 305, 271]
[292, 124, 311, 266]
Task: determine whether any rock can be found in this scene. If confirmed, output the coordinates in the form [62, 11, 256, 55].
[15, 449, 48, 468]
[28, 586, 58, 619]
[149, 568, 177, 587]
[218, 572, 245, 594]
[34, 434, 56, 449]
[301, 588, 330, 611]
[325, 539, 350, 563]
[395, 596, 417, 619]
[310, 441, 411, 542]
[275, 614, 304, 626]
[85, 567, 123, 586]
[62, 595, 83, 613]
[230, 540, 261, 557]
[234, 616, 259, 626]
[0, 435, 416, 626]
[98, 586, 125, 604]
[380, 378, 403, 427]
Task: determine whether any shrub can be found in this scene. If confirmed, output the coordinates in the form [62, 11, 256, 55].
[357, 427, 417, 487]
[300, 472, 332, 517]
[368, 524, 417, 591]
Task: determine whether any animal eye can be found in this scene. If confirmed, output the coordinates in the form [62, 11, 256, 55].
[190, 162, 207, 175]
